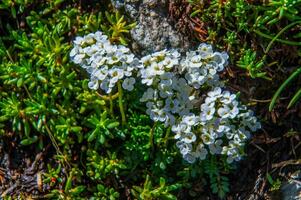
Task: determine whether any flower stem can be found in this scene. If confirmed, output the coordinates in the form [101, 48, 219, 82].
[163, 126, 171, 146]
[149, 122, 157, 156]
[44, 119, 70, 169]
[109, 93, 114, 117]
[117, 82, 126, 125]
[96, 91, 119, 101]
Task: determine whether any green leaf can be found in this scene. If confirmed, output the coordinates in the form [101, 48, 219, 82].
[69, 186, 86, 195]
[17, 78, 23, 87]
[99, 134, 105, 144]
[190, 9, 201, 17]
[288, 88, 301, 108]
[107, 122, 119, 129]
[20, 136, 38, 145]
[24, 120, 30, 137]
[88, 128, 98, 142]
[159, 177, 166, 187]
[269, 67, 301, 111]
[11, 7, 16, 18]
[266, 173, 274, 185]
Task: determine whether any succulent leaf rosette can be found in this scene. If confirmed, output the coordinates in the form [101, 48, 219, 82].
[70, 31, 261, 164]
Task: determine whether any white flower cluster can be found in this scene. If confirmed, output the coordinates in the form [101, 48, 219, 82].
[139, 50, 194, 127]
[173, 87, 261, 164]
[180, 43, 229, 88]
[70, 31, 261, 164]
[136, 45, 260, 164]
[70, 31, 139, 93]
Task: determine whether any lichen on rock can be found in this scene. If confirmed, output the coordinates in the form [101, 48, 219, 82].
[111, 0, 191, 55]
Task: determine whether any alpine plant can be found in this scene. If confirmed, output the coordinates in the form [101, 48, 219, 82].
[70, 31, 261, 164]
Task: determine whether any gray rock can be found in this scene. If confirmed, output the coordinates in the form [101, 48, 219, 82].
[111, 0, 191, 55]
[281, 171, 301, 200]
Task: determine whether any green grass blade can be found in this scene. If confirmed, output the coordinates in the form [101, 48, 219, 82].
[269, 67, 301, 111]
[254, 30, 301, 46]
[265, 21, 301, 54]
[288, 88, 301, 108]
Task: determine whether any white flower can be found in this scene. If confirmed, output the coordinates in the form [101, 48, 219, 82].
[180, 144, 192, 155]
[125, 54, 135, 63]
[150, 107, 167, 122]
[225, 131, 235, 140]
[176, 141, 192, 155]
[183, 153, 196, 163]
[201, 133, 215, 145]
[195, 143, 208, 160]
[208, 139, 223, 154]
[174, 132, 184, 140]
[210, 52, 227, 71]
[100, 79, 112, 94]
[182, 132, 196, 143]
[140, 88, 155, 102]
[164, 113, 176, 127]
[83, 33, 96, 45]
[216, 123, 230, 134]
[198, 43, 213, 59]
[91, 55, 106, 67]
[110, 68, 124, 80]
[165, 98, 180, 114]
[73, 36, 84, 45]
[103, 42, 117, 54]
[200, 104, 215, 121]
[140, 55, 151, 66]
[182, 114, 199, 126]
[106, 55, 120, 65]
[122, 77, 135, 91]
[208, 87, 222, 98]
[73, 54, 85, 64]
[85, 45, 99, 57]
[88, 78, 99, 90]
[229, 106, 239, 119]
[208, 66, 217, 76]
[141, 76, 154, 86]
[172, 122, 191, 135]
[162, 56, 178, 69]
[221, 91, 236, 104]
[185, 72, 202, 89]
[70, 46, 79, 57]
[93, 67, 108, 81]
[217, 106, 231, 118]
[150, 62, 165, 76]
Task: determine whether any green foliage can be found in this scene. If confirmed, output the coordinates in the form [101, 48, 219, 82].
[91, 184, 120, 200]
[0, 0, 271, 199]
[86, 111, 121, 145]
[44, 168, 86, 200]
[188, 0, 301, 83]
[237, 49, 267, 79]
[86, 150, 127, 181]
[269, 67, 301, 110]
[204, 157, 230, 199]
[254, 0, 301, 27]
[101, 11, 137, 45]
[266, 173, 282, 191]
[43, 163, 63, 187]
[131, 175, 181, 200]
[0, 0, 35, 18]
